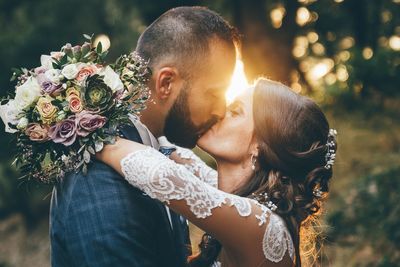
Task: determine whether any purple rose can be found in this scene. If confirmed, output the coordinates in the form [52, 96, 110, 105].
[37, 74, 62, 95]
[48, 116, 77, 146]
[76, 111, 107, 137]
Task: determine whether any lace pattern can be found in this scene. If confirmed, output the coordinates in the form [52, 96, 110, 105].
[175, 146, 218, 188]
[120, 147, 294, 263]
[262, 208, 295, 262]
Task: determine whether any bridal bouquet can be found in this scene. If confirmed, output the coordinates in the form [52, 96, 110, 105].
[0, 35, 151, 184]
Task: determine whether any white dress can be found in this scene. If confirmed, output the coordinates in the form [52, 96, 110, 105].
[120, 146, 295, 266]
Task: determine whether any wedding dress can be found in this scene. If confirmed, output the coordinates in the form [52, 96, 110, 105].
[120, 146, 295, 266]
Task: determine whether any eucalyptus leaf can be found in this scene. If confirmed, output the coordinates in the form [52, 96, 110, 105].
[95, 141, 104, 152]
[83, 149, 91, 163]
[78, 144, 86, 154]
[83, 33, 93, 41]
[87, 146, 95, 155]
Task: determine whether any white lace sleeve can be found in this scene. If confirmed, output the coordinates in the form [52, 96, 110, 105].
[174, 146, 218, 188]
[120, 147, 294, 263]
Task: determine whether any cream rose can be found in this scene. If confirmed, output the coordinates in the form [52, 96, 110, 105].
[36, 96, 58, 124]
[14, 77, 42, 110]
[0, 100, 20, 133]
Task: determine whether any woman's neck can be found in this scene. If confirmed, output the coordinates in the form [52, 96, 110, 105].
[216, 160, 253, 194]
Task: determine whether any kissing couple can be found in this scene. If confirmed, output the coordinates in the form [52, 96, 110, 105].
[50, 6, 337, 267]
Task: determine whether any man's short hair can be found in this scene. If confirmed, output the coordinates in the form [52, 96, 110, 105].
[136, 6, 239, 78]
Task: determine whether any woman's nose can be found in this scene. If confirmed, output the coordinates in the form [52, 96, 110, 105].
[213, 99, 227, 120]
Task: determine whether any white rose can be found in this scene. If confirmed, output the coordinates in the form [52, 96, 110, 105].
[14, 77, 42, 110]
[61, 64, 79, 80]
[102, 66, 124, 92]
[0, 100, 20, 133]
[17, 117, 29, 130]
[45, 69, 62, 84]
[40, 55, 54, 70]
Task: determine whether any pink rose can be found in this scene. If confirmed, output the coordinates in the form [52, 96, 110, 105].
[68, 95, 83, 113]
[76, 65, 97, 82]
[25, 123, 50, 142]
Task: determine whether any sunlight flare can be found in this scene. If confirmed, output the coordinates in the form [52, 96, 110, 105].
[226, 59, 249, 104]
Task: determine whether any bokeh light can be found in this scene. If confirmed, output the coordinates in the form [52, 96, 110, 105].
[362, 47, 374, 60]
[94, 34, 111, 51]
[389, 35, 400, 50]
[307, 58, 335, 80]
[270, 5, 286, 29]
[339, 37, 355, 49]
[296, 7, 311, 26]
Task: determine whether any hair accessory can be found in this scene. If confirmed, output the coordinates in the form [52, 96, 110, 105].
[313, 188, 323, 197]
[251, 192, 278, 211]
[324, 129, 337, 170]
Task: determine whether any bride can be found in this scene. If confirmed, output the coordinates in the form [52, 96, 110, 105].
[96, 78, 337, 267]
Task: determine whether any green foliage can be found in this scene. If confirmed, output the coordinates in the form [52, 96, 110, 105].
[327, 167, 400, 266]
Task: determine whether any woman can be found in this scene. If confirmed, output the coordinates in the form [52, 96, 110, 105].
[97, 78, 337, 267]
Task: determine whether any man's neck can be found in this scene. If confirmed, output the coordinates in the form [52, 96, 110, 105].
[139, 105, 165, 138]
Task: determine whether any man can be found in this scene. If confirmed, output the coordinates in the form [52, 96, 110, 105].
[50, 6, 237, 267]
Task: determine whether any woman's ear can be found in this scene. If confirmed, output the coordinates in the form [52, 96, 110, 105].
[249, 136, 260, 158]
[154, 67, 178, 100]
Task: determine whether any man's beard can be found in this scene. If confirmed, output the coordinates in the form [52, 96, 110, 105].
[164, 84, 219, 148]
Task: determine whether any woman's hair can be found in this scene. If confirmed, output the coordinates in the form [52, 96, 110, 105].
[189, 78, 336, 267]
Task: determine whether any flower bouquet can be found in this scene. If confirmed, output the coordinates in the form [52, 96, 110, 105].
[0, 34, 151, 184]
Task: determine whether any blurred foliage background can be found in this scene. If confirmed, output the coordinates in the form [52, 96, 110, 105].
[0, 0, 399, 266]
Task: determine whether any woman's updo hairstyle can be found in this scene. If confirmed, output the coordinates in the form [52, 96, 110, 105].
[189, 78, 337, 267]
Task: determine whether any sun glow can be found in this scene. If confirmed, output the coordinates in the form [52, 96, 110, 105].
[226, 59, 249, 104]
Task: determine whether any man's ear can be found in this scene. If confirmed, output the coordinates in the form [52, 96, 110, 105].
[154, 67, 179, 101]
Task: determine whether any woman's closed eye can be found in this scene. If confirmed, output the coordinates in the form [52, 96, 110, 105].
[227, 101, 244, 117]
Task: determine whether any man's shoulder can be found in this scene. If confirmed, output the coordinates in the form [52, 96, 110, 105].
[67, 160, 144, 193]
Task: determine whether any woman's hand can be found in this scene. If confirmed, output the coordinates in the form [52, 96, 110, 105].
[96, 138, 148, 175]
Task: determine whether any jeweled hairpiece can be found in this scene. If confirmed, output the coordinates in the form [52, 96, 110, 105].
[324, 129, 337, 170]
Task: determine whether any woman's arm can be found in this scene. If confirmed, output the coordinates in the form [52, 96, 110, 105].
[97, 138, 294, 264]
[169, 147, 218, 188]
[158, 137, 218, 187]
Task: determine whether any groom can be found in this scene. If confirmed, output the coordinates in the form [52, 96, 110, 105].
[50, 6, 237, 267]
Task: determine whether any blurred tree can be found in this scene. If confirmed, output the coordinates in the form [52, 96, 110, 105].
[327, 167, 400, 266]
